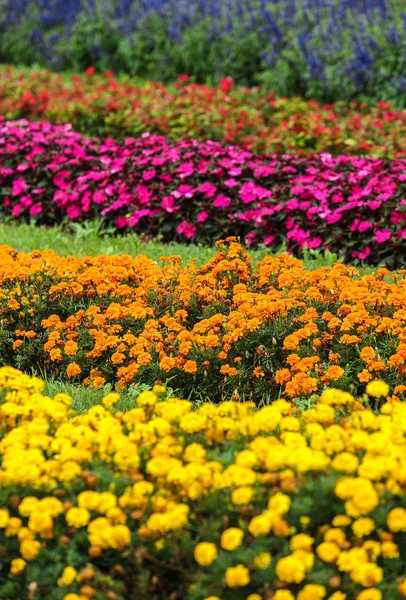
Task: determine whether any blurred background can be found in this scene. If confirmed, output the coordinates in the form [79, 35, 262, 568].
[1, 0, 405, 105]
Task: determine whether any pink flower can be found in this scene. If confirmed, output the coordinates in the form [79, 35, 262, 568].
[12, 178, 26, 196]
[177, 220, 196, 239]
[161, 196, 181, 213]
[306, 237, 322, 249]
[374, 229, 391, 243]
[263, 234, 275, 245]
[352, 246, 371, 260]
[358, 220, 373, 232]
[196, 211, 209, 223]
[213, 195, 231, 208]
[142, 169, 156, 181]
[66, 205, 81, 219]
[29, 203, 43, 215]
[11, 204, 23, 217]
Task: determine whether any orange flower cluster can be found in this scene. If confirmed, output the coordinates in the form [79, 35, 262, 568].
[1, 239, 405, 402]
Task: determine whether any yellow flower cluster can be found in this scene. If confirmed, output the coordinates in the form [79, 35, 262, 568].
[0, 366, 406, 599]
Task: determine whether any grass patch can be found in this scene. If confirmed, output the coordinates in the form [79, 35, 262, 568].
[0, 220, 354, 270]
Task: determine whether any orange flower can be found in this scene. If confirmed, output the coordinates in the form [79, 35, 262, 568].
[325, 366, 344, 381]
[66, 363, 81, 377]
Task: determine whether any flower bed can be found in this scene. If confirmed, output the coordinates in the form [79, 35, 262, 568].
[1, 67, 406, 157]
[0, 366, 405, 600]
[1, 239, 406, 403]
[1, 119, 405, 265]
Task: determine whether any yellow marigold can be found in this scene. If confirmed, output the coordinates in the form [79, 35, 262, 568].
[220, 527, 244, 551]
[137, 390, 157, 406]
[332, 515, 352, 527]
[332, 453, 359, 474]
[66, 507, 91, 528]
[78, 491, 100, 511]
[194, 542, 217, 566]
[297, 584, 326, 600]
[10, 558, 26, 575]
[248, 513, 272, 537]
[398, 578, 406, 597]
[231, 486, 254, 505]
[273, 590, 295, 600]
[225, 564, 250, 587]
[275, 555, 306, 583]
[0, 509, 10, 528]
[381, 541, 399, 558]
[290, 534, 314, 551]
[350, 563, 383, 587]
[316, 542, 340, 563]
[366, 380, 389, 398]
[387, 507, 406, 533]
[268, 492, 291, 516]
[352, 518, 375, 538]
[356, 590, 382, 600]
[102, 392, 120, 407]
[20, 539, 41, 561]
[247, 595, 262, 600]
[57, 566, 77, 587]
[253, 552, 271, 569]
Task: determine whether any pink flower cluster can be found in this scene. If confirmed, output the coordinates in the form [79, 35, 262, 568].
[0, 119, 405, 265]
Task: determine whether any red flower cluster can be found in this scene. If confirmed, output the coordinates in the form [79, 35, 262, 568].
[0, 66, 405, 157]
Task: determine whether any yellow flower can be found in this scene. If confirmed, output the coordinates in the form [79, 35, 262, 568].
[225, 564, 250, 587]
[351, 563, 383, 587]
[316, 542, 340, 563]
[78, 491, 100, 511]
[290, 533, 314, 551]
[0, 509, 10, 528]
[356, 590, 382, 600]
[297, 585, 326, 600]
[275, 555, 306, 583]
[366, 380, 389, 398]
[381, 541, 399, 558]
[332, 515, 352, 527]
[398, 578, 406, 597]
[20, 539, 41, 561]
[58, 566, 78, 587]
[18, 497, 40, 517]
[10, 558, 26, 575]
[231, 486, 254, 505]
[194, 542, 217, 566]
[247, 596, 262, 600]
[137, 390, 158, 406]
[253, 552, 271, 569]
[66, 507, 91, 528]
[352, 518, 375, 538]
[267, 492, 291, 515]
[102, 392, 120, 407]
[387, 507, 406, 533]
[220, 527, 244, 551]
[273, 592, 295, 600]
[248, 513, 272, 537]
[328, 594, 346, 600]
